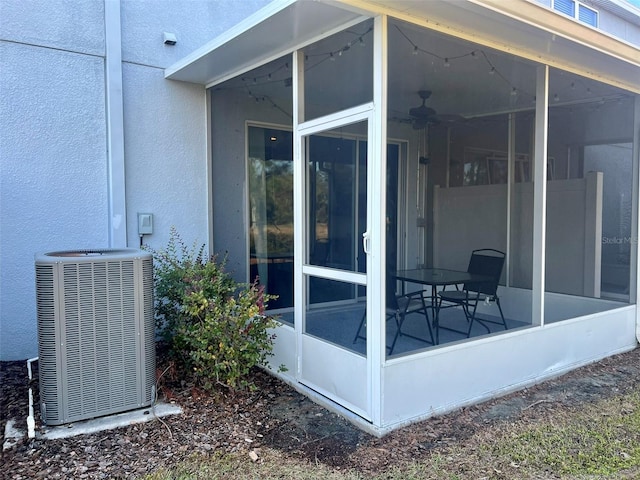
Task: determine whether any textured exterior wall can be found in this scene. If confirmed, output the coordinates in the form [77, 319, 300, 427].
[0, 0, 270, 360]
[0, 1, 108, 360]
[598, 8, 640, 44]
[119, 0, 270, 252]
[0, 0, 105, 55]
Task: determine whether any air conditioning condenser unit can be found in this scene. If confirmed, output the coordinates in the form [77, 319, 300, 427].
[35, 249, 155, 426]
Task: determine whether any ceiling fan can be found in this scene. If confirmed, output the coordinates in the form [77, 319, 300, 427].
[408, 90, 463, 129]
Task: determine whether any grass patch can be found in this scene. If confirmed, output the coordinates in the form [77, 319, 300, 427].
[378, 454, 468, 480]
[490, 391, 640, 476]
[144, 450, 471, 480]
[144, 450, 363, 480]
[144, 389, 640, 480]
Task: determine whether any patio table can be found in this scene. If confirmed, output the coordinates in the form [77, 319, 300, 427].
[392, 268, 492, 344]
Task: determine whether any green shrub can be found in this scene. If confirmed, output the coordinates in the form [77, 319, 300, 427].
[148, 227, 279, 391]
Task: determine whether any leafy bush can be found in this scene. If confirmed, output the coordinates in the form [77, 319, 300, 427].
[148, 227, 279, 391]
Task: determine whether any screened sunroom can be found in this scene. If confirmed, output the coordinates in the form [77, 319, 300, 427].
[166, 0, 640, 434]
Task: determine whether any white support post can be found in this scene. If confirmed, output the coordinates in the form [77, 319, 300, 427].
[445, 127, 451, 188]
[104, 0, 127, 247]
[432, 185, 440, 268]
[507, 113, 516, 288]
[584, 171, 603, 298]
[293, 49, 305, 378]
[632, 96, 640, 338]
[532, 65, 549, 327]
[370, 14, 388, 427]
[206, 89, 215, 252]
[416, 152, 427, 268]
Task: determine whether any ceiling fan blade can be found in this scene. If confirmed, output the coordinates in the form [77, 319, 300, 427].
[432, 113, 465, 123]
[412, 119, 428, 130]
[409, 105, 437, 118]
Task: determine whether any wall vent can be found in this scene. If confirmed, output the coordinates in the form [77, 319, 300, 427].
[35, 249, 155, 426]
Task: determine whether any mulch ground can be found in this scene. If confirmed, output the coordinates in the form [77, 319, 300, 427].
[2, 346, 640, 479]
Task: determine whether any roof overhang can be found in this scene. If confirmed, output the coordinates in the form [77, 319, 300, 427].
[164, 0, 370, 88]
[165, 0, 640, 94]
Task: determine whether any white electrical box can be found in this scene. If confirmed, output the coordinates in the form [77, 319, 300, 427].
[138, 213, 153, 235]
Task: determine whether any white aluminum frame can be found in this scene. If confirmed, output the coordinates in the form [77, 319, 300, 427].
[183, 1, 640, 434]
[532, 65, 549, 326]
[295, 102, 375, 422]
[288, 15, 389, 423]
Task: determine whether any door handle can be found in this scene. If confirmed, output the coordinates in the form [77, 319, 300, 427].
[362, 231, 371, 255]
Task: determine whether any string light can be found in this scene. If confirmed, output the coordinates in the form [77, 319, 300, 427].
[219, 23, 618, 118]
[395, 25, 538, 100]
[233, 23, 606, 109]
[223, 25, 373, 95]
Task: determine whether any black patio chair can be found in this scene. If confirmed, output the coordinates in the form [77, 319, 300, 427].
[354, 276, 434, 354]
[436, 249, 507, 342]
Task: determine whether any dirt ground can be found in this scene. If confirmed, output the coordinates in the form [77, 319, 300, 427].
[2, 346, 640, 479]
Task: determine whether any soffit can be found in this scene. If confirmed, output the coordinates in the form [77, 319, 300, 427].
[165, 0, 640, 94]
[164, 0, 370, 87]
